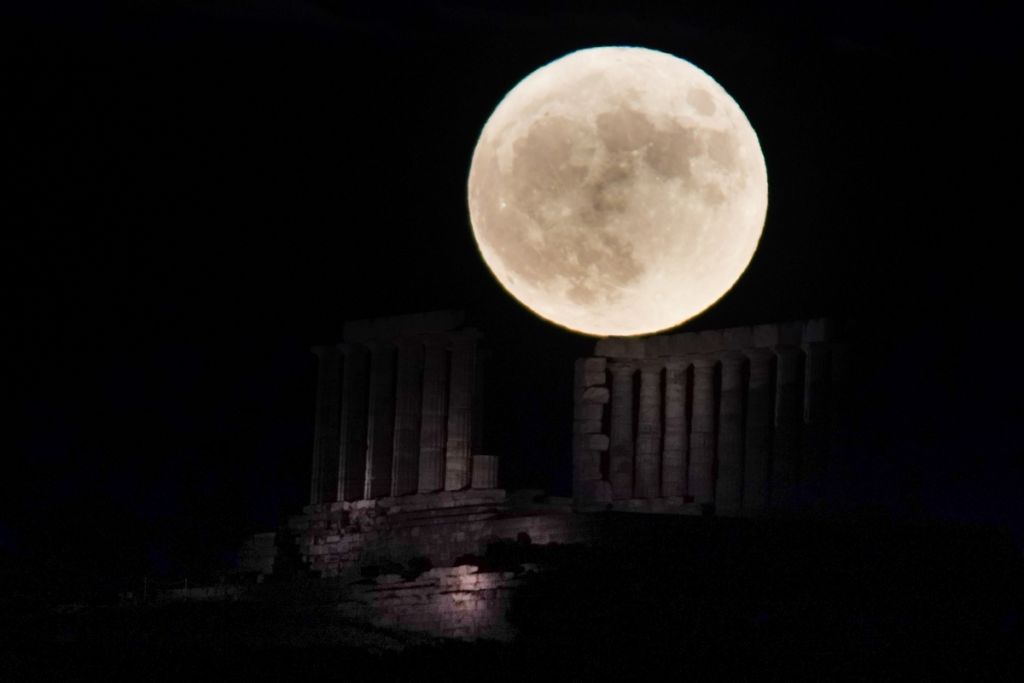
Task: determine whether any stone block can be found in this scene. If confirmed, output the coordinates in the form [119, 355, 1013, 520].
[573, 419, 603, 434]
[575, 449, 602, 479]
[574, 402, 603, 421]
[580, 387, 610, 404]
[471, 454, 499, 489]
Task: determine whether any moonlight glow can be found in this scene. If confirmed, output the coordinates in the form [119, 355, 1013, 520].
[467, 46, 768, 337]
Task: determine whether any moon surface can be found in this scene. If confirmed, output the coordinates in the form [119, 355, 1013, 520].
[467, 46, 768, 337]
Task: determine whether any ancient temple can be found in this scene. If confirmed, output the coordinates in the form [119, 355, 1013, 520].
[573, 318, 848, 514]
[307, 310, 497, 506]
[236, 313, 852, 640]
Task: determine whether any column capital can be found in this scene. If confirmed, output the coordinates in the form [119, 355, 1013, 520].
[664, 358, 692, 371]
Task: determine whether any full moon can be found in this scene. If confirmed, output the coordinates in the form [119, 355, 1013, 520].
[467, 46, 768, 337]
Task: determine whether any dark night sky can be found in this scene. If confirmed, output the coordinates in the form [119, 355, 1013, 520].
[4, 1, 1022, 584]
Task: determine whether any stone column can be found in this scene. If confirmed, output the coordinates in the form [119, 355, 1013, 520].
[471, 455, 499, 489]
[445, 332, 478, 491]
[635, 362, 663, 499]
[608, 363, 636, 500]
[310, 346, 342, 505]
[688, 357, 718, 505]
[363, 341, 396, 500]
[418, 335, 448, 493]
[661, 361, 689, 498]
[390, 338, 423, 497]
[801, 341, 831, 496]
[715, 352, 746, 514]
[770, 346, 804, 508]
[337, 343, 369, 502]
[742, 348, 774, 513]
[573, 357, 609, 504]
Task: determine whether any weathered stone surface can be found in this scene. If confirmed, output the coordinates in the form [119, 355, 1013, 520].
[661, 361, 689, 498]
[608, 364, 635, 501]
[689, 357, 717, 505]
[580, 387, 610, 404]
[574, 403, 603, 421]
[771, 346, 804, 508]
[418, 335, 448, 493]
[573, 419, 603, 435]
[742, 348, 774, 513]
[714, 353, 746, 514]
[445, 332, 479, 491]
[471, 455, 499, 489]
[635, 363, 662, 499]
[364, 341, 396, 499]
[391, 338, 423, 496]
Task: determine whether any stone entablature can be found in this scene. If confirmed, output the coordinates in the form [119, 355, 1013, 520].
[574, 318, 850, 514]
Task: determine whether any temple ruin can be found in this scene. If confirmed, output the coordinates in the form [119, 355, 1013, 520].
[237, 312, 851, 640]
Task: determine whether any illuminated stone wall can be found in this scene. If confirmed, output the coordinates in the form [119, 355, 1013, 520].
[337, 564, 533, 641]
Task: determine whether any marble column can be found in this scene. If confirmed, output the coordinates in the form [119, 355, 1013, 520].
[310, 346, 342, 505]
[390, 338, 423, 497]
[742, 348, 774, 513]
[363, 342, 396, 500]
[770, 346, 804, 508]
[801, 341, 831, 494]
[715, 352, 746, 514]
[635, 362, 663, 499]
[445, 332, 478, 491]
[688, 357, 718, 505]
[418, 335, 448, 493]
[661, 361, 689, 498]
[608, 363, 636, 500]
[337, 343, 369, 502]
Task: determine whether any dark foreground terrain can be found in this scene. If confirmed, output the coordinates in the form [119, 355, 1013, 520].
[3, 514, 1022, 681]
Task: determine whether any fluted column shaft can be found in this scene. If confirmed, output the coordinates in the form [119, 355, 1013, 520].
[661, 361, 689, 498]
[771, 346, 804, 508]
[801, 341, 831, 493]
[635, 363, 663, 499]
[310, 346, 342, 504]
[337, 343, 369, 502]
[445, 333, 478, 490]
[608, 364, 635, 500]
[715, 353, 746, 514]
[390, 338, 423, 496]
[364, 342, 396, 499]
[689, 357, 718, 505]
[418, 335, 448, 493]
[742, 348, 774, 512]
